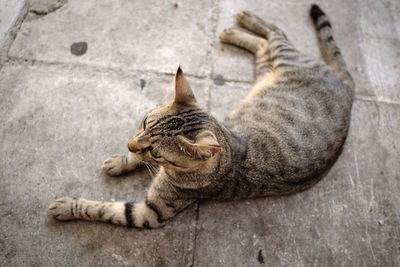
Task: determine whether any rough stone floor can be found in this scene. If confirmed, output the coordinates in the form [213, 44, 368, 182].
[0, 0, 399, 266]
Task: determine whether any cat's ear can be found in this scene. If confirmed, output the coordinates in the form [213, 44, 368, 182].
[174, 67, 197, 105]
[178, 130, 222, 160]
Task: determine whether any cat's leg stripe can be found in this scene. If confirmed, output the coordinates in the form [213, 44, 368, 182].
[143, 220, 152, 229]
[125, 202, 134, 227]
[275, 63, 298, 69]
[84, 206, 91, 219]
[273, 48, 296, 54]
[270, 54, 299, 63]
[97, 206, 105, 219]
[273, 44, 285, 51]
[74, 201, 78, 216]
[78, 203, 83, 218]
[70, 203, 74, 217]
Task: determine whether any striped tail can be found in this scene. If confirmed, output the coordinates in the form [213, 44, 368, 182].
[310, 4, 354, 94]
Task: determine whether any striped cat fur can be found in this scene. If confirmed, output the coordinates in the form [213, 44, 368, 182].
[49, 5, 354, 228]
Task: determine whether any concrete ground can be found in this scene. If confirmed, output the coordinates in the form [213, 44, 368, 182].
[1, 0, 399, 266]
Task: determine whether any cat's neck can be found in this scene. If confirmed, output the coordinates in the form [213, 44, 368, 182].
[219, 123, 247, 166]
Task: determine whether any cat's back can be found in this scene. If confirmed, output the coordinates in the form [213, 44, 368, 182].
[223, 65, 352, 194]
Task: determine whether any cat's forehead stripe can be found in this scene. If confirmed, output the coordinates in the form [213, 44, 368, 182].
[175, 108, 202, 116]
[148, 108, 202, 129]
[148, 108, 208, 130]
[147, 110, 209, 138]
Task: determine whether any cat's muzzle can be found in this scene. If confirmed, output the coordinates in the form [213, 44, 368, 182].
[128, 139, 139, 153]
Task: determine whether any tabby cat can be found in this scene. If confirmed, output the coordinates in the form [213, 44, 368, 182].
[49, 5, 354, 228]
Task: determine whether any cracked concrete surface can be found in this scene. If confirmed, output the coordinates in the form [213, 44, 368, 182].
[1, 0, 400, 266]
[25, 0, 67, 21]
[0, 0, 28, 61]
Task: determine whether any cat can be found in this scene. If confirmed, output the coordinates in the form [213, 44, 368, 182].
[48, 5, 354, 228]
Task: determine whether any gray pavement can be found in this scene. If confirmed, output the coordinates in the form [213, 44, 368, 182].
[1, 0, 399, 266]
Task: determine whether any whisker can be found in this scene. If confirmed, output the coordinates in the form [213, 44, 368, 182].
[144, 163, 152, 175]
[149, 165, 158, 175]
[144, 163, 155, 176]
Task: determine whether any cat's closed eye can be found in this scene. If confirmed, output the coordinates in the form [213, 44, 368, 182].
[149, 146, 161, 158]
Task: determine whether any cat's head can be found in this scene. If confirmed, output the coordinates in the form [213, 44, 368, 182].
[127, 67, 222, 172]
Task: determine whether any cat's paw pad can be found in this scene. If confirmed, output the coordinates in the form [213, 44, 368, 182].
[102, 154, 125, 176]
[48, 197, 76, 221]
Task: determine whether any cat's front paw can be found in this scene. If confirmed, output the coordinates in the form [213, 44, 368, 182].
[102, 154, 126, 176]
[48, 197, 77, 221]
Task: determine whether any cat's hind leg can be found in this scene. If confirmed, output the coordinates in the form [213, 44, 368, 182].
[219, 27, 273, 80]
[220, 27, 267, 54]
[102, 152, 142, 176]
[237, 10, 312, 70]
[236, 10, 287, 40]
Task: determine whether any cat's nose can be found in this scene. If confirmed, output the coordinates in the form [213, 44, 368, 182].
[127, 139, 139, 153]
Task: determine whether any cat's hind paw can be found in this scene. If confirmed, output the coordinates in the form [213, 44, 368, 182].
[48, 197, 77, 221]
[236, 10, 257, 27]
